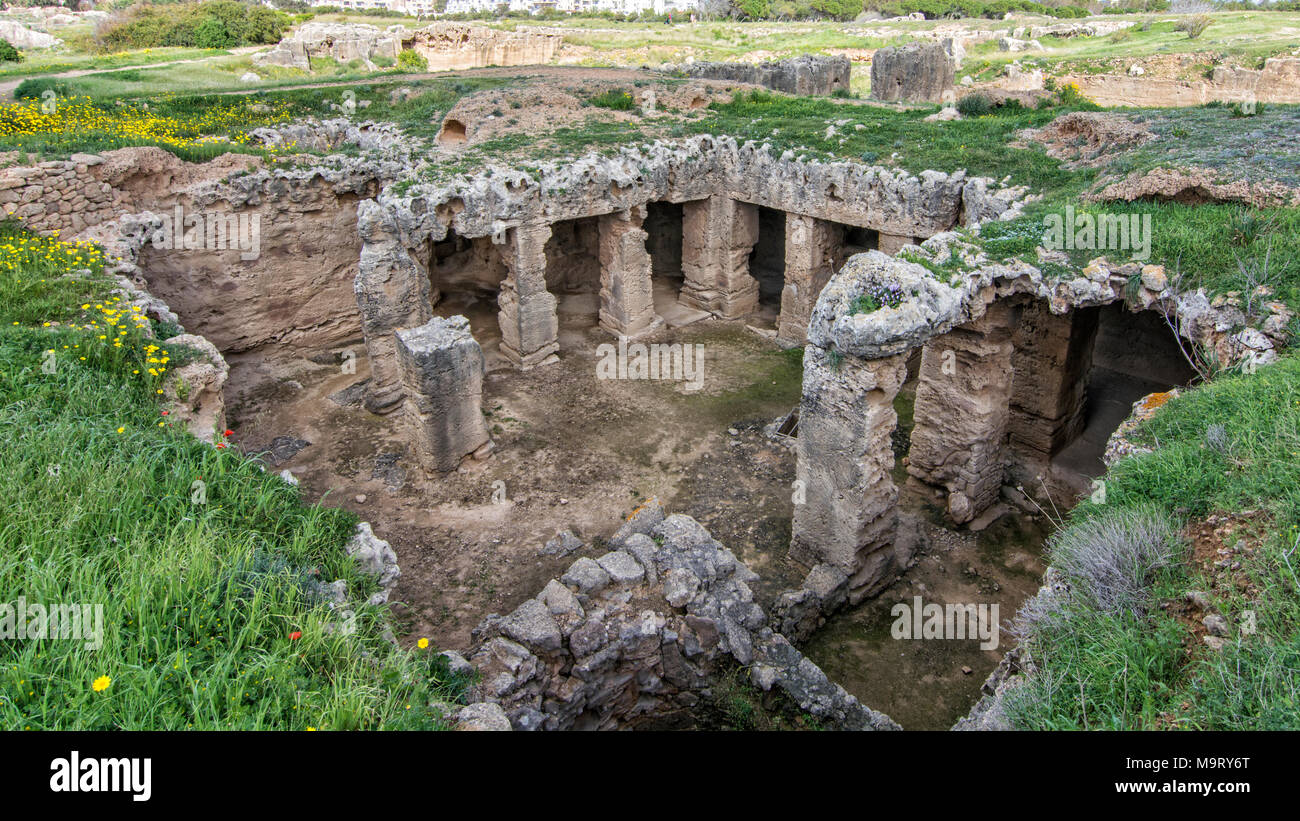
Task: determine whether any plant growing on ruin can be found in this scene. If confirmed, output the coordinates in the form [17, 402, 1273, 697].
[849, 281, 905, 316]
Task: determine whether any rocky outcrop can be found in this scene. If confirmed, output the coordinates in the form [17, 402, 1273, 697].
[459, 502, 900, 731]
[871, 42, 954, 103]
[1062, 57, 1300, 108]
[1090, 165, 1300, 209]
[411, 23, 561, 72]
[2, 146, 399, 356]
[672, 55, 851, 96]
[0, 20, 61, 49]
[254, 22, 561, 73]
[159, 333, 228, 444]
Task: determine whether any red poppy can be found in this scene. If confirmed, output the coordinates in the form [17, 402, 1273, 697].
[161, 410, 169, 416]
[223, 429, 234, 437]
[289, 631, 302, 641]
[215, 442, 227, 449]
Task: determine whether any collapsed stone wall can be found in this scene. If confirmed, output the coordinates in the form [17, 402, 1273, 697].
[670, 55, 851, 97]
[452, 500, 899, 731]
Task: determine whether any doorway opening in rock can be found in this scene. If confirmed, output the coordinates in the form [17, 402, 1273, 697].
[1052, 302, 1199, 481]
[840, 225, 880, 259]
[644, 200, 698, 328]
[427, 230, 508, 366]
[544, 216, 602, 349]
[749, 205, 786, 330]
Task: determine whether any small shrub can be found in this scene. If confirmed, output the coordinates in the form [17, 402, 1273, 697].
[0, 39, 22, 63]
[13, 77, 69, 100]
[1045, 508, 1181, 619]
[1230, 100, 1263, 118]
[956, 92, 993, 118]
[1178, 14, 1212, 40]
[396, 49, 427, 72]
[588, 89, 636, 111]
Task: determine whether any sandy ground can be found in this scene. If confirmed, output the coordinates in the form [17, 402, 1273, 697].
[223, 296, 1063, 730]
[225, 306, 808, 651]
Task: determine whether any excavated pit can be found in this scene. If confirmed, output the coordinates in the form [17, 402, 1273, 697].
[119, 144, 1141, 728]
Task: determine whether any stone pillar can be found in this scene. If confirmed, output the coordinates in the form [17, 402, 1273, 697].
[777, 214, 842, 347]
[598, 206, 662, 338]
[878, 233, 913, 256]
[791, 346, 910, 599]
[679, 196, 759, 319]
[497, 222, 559, 370]
[355, 200, 433, 414]
[906, 301, 1016, 525]
[396, 315, 492, 474]
[1009, 302, 1098, 462]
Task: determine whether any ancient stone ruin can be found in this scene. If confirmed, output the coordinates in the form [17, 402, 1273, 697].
[871, 42, 955, 104]
[776, 236, 1283, 633]
[671, 55, 851, 97]
[255, 22, 562, 73]
[455, 500, 899, 730]
[395, 316, 493, 474]
[13, 98, 1291, 732]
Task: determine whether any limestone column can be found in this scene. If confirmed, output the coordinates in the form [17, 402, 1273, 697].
[355, 200, 433, 414]
[497, 222, 559, 370]
[598, 206, 661, 338]
[778, 215, 842, 347]
[791, 346, 909, 599]
[906, 301, 1016, 524]
[678, 196, 759, 319]
[396, 315, 492, 474]
[1009, 302, 1099, 463]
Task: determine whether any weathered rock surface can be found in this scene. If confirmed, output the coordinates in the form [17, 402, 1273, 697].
[871, 42, 954, 103]
[394, 315, 492, 473]
[254, 22, 561, 73]
[672, 54, 850, 96]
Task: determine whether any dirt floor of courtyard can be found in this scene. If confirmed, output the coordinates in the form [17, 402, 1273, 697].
[224, 301, 1062, 728]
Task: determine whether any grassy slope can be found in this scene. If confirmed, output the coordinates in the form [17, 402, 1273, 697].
[0, 221, 469, 729]
[1005, 356, 1300, 729]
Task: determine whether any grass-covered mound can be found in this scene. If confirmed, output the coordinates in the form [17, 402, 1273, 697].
[0, 221, 469, 729]
[1005, 355, 1300, 729]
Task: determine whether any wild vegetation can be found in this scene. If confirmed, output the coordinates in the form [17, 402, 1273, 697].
[0, 220, 472, 730]
[1005, 356, 1300, 729]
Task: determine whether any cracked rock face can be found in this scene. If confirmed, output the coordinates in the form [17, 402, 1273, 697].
[672, 55, 851, 96]
[871, 42, 955, 103]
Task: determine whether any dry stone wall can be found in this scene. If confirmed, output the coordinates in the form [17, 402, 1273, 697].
[455, 501, 900, 731]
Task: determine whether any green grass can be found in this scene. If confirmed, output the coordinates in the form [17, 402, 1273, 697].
[0, 47, 230, 80]
[1005, 355, 1300, 729]
[0, 221, 469, 729]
